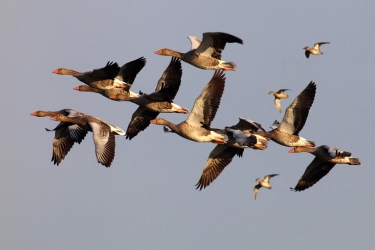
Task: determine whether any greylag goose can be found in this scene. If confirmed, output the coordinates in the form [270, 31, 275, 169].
[53, 57, 146, 90]
[254, 174, 279, 200]
[155, 32, 243, 70]
[268, 89, 290, 113]
[195, 118, 269, 190]
[110, 57, 187, 140]
[289, 145, 361, 191]
[256, 81, 316, 147]
[150, 70, 226, 143]
[304, 42, 330, 58]
[31, 109, 87, 165]
[73, 57, 146, 100]
[50, 113, 125, 167]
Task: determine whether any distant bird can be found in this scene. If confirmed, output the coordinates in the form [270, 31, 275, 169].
[109, 57, 188, 140]
[31, 109, 88, 165]
[195, 118, 269, 190]
[53, 57, 146, 89]
[303, 42, 330, 58]
[73, 57, 146, 100]
[155, 32, 243, 70]
[256, 82, 316, 147]
[254, 174, 279, 200]
[50, 113, 125, 167]
[268, 89, 290, 113]
[151, 70, 226, 143]
[289, 145, 361, 191]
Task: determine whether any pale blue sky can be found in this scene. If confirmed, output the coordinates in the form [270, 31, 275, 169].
[1, 1, 375, 249]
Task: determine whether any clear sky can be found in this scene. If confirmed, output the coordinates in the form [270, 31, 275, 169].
[1, 1, 375, 249]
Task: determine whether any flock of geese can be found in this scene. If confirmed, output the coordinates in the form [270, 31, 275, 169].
[31, 32, 360, 199]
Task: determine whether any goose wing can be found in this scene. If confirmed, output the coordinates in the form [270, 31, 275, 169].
[278, 81, 316, 135]
[196, 144, 243, 190]
[185, 70, 225, 128]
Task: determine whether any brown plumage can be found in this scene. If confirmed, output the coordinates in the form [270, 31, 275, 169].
[289, 145, 361, 191]
[155, 32, 243, 70]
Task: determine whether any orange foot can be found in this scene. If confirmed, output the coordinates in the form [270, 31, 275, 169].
[222, 66, 236, 71]
[212, 138, 226, 144]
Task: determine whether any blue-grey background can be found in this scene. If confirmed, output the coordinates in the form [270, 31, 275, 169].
[2, 1, 374, 249]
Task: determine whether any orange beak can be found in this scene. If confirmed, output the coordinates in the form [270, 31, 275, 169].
[150, 119, 156, 124]
[30, 112, 37, 116]
[288, 148, 295, 153]
[108, 95, 116, 100]
[73, 86, 79, 90]
[154, 50, 162, 55]
[52, 69, 59, 74]
[50, 115, 57, 120]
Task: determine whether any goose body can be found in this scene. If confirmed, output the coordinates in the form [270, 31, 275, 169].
[289, 145, 361, 191]
[155, 32, 243, 70]
[304, 42, 330, 58]
[257, 82, 316, 147]
[151, 70, 226, 143]
[50, 113, 125, 167]
[254, 174, 279, 200]
[195, 118, 269, 190]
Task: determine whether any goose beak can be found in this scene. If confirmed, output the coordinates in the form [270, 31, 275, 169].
[30, 112, 37, 116]
[73, 86, 79, 90]
[50, 115, 57, 121]
[154, 50, 162, 55]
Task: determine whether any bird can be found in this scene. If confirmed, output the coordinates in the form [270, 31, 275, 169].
[72, 57, 146, 100]
[155, 32, 243, 70]
[303, 42, 330, 58]
[268, 89, 290, 113]
[256, 81, 316, 147]
[49, 113, 125, 167]
[254, 174, 279, 200]
[31, 109, 88, 165]
[150, 70, 226, 143]
[109, 57, 188, 140]
[289, 145, 361, 191]
[52, 58, 146, 90]
[195, 117, 269, 190]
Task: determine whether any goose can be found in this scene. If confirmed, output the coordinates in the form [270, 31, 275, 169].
[50, 113, 125, 167]
[155, 32, 243, 70]
[31, 109, 88, 165]
[73, 57, 146, 100]
[150, 70, 226, 143]
[109, 57, 188, 140]
[195, 118, 269, 190]
[289, 145, 361, 191]
[256, 81, 316, 147]
[52, 57, 146, 90]
[254, 174, 279, 200]
[304, 42, 330, 58]
[268, 89, 290, 113]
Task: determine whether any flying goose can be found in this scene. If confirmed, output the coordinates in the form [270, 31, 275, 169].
[50, 113, 125, 167]
[109, 57, 187, 140]
[289, 145, 361, 191]
[155, 32, 243, 70]
[195, 118, 269, 190]
[73, 57, 146, 100]
[31, 109, 87, 165]
[256, 81, 316, 147]
[304, 42, 330, 58]
[151, 70, 226, 143]
[254, 174, 279, 200]
[53, 57, 146, 90]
